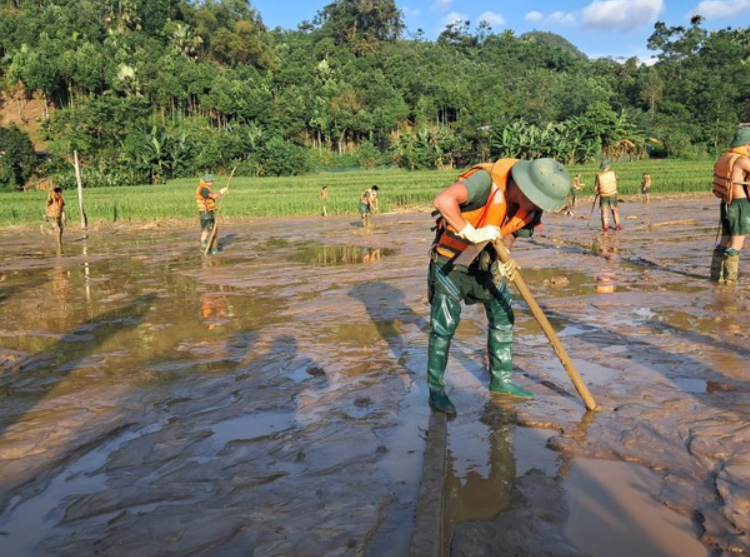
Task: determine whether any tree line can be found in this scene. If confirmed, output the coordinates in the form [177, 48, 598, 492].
[0, 0, 748, 190]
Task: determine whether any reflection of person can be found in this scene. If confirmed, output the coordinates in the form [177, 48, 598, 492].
[427, 158, 570, 414]
[641, 172, 651, 203]
[711, 128, 750, 283]
[201, 292, 232, 330]
[51, 264, 71, 302]
[595, 160, 621, 232]
[320, 186, 329, 217]
[195, 173, 227, 254]
[445, 407, 515, 525]
[359, 185, 379, 227]
[43, 187, 66, 250]
[362, 248, 381, 263]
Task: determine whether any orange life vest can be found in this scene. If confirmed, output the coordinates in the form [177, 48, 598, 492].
[195, 180, 216, 212]
[46, 195, 64, 219]
[596, 170, 617, 197]
[434, 159, 538, 261]
[713, 147, 750, 203]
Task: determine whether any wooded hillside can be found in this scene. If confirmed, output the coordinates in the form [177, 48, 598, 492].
[0, 0, 748, 189]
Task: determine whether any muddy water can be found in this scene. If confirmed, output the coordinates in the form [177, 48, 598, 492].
[1, 197, 749, 556]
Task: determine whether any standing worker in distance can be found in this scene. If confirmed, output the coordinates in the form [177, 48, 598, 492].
[195, 173, 228, 254]
[359, 185, 379, 228]
[427, 158, 570, 414]
[320, 186, 329, 217]
[641, 172, 651, 203]
[595, 160, 621, 232]
[43, 186, 66, 251]
[571, 173, 582, 211]
[711, 128, 750, 283]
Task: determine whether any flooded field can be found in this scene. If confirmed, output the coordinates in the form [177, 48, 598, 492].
[1, 195, 749, 556]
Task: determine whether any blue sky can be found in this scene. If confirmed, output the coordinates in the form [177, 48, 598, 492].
[249, 0, 750, 62]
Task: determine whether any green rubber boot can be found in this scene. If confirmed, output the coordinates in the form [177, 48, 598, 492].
[711, 246, 726, 282]
[427, 335, 456, 415]
[710, 246, 726, 282]
[488, 329, 533, 399]
[724, 249, 740, 283]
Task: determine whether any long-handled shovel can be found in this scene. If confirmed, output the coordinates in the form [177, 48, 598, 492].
[493, 240, 597, 410]
[586, 194, 599, 229]
[204, 165, 237, 256]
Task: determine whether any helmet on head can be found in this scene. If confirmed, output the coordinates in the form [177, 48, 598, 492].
[203, 173, 215, 183]
[599, 159, 611, 170]
[510, 158, 571, 213]
[730, 128, 750, 148]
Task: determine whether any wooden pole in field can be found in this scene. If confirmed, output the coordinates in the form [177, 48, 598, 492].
[73, 150, 87, 229]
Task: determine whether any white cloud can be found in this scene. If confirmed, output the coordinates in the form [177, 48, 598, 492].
[525, 11, 544, 22]
[582, 0, 665, 32]
[691, 0, 750, 20]
[546, 11, 577, 25]
[402, 7, 421, 17]
[478, 11, 505, 27]
[431, 0, 453, 12]
[441, 11, 467, 27]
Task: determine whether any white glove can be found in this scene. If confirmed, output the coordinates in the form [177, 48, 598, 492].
[492, 257, 520, 282]
[219, 187, 228, 195]
[457, 222, 501, 244]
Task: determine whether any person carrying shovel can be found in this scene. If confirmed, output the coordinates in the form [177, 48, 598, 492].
[426, 158, 570, 415]
[195, 173, 228, 254]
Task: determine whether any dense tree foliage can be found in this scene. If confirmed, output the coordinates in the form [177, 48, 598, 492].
[0, 0, 748, 187]
[0, 124, 37, 190]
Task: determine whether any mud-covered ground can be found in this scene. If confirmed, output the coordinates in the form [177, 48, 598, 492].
[0, 195, 749, 557]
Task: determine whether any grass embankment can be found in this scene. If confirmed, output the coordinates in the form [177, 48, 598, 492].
[0, 159, 714, 227]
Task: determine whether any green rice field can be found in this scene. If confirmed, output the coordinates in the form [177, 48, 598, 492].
[0, 159, 714, 226]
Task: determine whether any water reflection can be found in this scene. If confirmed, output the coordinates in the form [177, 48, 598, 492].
[200, 291, 235, 330]
[290, 243, 396, 266]
[445, 406, 515, 531]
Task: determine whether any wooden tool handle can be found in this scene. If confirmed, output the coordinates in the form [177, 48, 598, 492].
[494, 240, 598, 411]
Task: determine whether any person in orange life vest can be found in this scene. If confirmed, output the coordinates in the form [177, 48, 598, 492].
[44, 187, 66, 249]
[195, 173, 227, 254]
[427, 158, 570, 415]
[711, 128, 750, 283]
[595, 160, 621, 231]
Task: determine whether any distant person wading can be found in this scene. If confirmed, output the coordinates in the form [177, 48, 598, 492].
[195, 173, 228, 254]
[359, 185, 379, 228]
[43, 187, 66, 251]
[595, 160, 621, 232]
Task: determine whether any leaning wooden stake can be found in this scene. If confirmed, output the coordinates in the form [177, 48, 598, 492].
[495, 240, 598, 411]
[204, 165, 237, 256]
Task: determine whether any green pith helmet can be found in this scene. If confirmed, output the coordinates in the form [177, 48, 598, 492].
[599, 159, 611, 170]
[510, 158, 571, 213]
[730, 128, 750, 147]
[203, 173, 215, 183]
